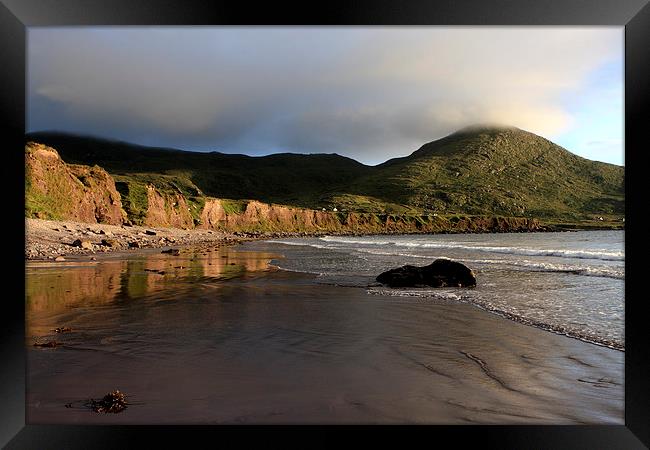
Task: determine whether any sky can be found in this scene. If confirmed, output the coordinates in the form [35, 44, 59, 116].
[27, 27, 624, 166]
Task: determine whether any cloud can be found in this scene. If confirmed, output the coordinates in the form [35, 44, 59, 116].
[28, 27, 622, 164]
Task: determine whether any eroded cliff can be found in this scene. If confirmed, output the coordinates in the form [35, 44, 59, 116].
[198, 198, 542, 234]
[25, 142, 126, 225]
[25, 142, 544, 234]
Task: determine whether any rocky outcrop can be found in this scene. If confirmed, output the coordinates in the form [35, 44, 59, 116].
[25, 142, 126, 224]
[376, 259, 477, 288]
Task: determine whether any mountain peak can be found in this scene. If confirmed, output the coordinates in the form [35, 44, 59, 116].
[451, 123, 521, 136]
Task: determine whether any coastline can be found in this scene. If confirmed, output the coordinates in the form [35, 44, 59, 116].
[26, 217, 624, 351]
[25, 217, 622, 262]
[451, 294, 625, 352]
[244, 234, 625, 352]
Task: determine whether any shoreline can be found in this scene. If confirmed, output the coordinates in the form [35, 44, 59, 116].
[26, 217, 624, 352]
[25, 217, 622, 261]
[273, 264, 624, 353]
[455, 294, 625, 352]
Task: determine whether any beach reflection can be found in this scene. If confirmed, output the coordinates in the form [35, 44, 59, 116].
[25, 246, 279, 336]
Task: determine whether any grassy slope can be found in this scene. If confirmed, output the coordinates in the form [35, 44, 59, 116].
[26, 126, 624, 225]
[24, 143, 87, 220]
[343, 126, 624, 221]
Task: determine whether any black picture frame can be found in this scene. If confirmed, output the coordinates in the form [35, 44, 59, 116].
[1, 0, 648, 447]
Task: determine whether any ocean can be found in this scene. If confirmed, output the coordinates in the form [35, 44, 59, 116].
[254, 230, 624, 350]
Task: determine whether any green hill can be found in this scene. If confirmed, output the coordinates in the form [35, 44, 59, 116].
[336, 125, 624, 221]
[26, 125, 624, 225]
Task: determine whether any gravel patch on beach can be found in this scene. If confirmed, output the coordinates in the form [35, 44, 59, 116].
[25, 218, 331, 261]
[25, 218, 243, 260]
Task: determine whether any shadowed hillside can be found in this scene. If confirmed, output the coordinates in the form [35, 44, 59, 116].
[25, 132, 369, 210]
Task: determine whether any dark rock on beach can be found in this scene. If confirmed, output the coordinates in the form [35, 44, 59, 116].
[72, 239, 93, 249]
[101, 238, 121, 248]
[376, 258, 476, 288]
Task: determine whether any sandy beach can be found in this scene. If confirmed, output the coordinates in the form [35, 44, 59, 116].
[25, 241, 623, 424]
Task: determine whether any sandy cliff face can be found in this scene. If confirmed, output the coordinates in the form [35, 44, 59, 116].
[144, 186, 195, 229]
[200, 199, 227, 228]
[25, 142, 126, 224]
[199, 199, 335, 232]
[197, 198, 541, 234]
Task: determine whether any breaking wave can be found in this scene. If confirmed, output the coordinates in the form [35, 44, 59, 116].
[318, 236, 623, 261]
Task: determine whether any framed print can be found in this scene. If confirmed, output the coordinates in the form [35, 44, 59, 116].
[1, 0, 648, 448]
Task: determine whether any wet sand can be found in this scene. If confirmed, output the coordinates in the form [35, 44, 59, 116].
[26, 244, 623, 424]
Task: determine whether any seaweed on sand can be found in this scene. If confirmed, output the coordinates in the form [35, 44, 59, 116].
[85, 390, 128, 413]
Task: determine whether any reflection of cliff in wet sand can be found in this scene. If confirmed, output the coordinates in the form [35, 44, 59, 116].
[26, 246, 278, 338]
